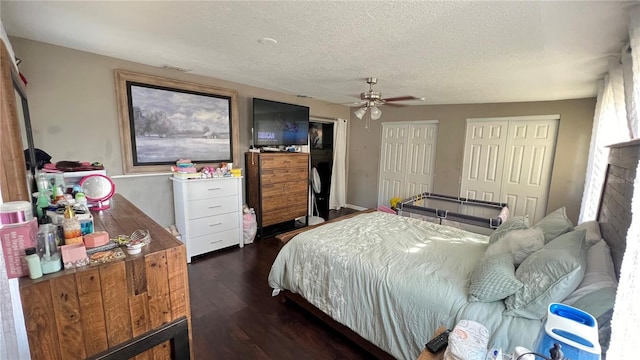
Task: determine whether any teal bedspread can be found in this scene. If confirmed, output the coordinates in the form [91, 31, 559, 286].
[268, 212, 541, 359]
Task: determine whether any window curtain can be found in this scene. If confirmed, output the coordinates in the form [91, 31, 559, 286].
[329, 118, 347, 210]
[605, 6, 640, 358]
[578, 62, 631, 223]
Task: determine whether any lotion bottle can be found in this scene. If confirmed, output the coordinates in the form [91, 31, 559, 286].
[62, 206, 83, 245]
[25, 247, 43, 279]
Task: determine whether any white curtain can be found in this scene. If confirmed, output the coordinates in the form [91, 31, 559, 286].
[605, 6, 640, 358]
[578, 64, 630, 223]
[329, 118, 347, 210]
[630, 7, 640, 138]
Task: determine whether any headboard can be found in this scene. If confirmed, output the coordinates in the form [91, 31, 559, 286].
[597, 138, 640, 279]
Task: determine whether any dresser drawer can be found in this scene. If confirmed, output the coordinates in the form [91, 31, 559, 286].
[188, 228, 240, 257]
[262, 180, 308, 198]
[187, 212, 239, 238]
[185, 179, 238, 201]
[262, 203, 308, 226]
[260, 169, 308, 184]
[260, 154, 308, 170]
[187, 195, 238, 220]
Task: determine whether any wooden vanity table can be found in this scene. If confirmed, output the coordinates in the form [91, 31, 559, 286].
[19, 194, 192, 359]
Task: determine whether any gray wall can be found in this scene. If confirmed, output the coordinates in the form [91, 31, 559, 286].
[347, 99, 596, 224]
[11, 37, 350, 226]
[12, 37, 596, 226]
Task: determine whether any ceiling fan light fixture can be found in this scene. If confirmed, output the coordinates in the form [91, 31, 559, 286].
[370, 106, 382, 120]
[354, 107, 366, 119]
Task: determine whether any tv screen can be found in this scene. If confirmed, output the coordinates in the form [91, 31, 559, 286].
[253, 98, 309, 146]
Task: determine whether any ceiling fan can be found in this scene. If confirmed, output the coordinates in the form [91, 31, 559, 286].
[348, 77, 424, 128]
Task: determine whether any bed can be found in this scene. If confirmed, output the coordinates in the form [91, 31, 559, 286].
[268, 141, 635, 360]
[269, 212, 542, 359]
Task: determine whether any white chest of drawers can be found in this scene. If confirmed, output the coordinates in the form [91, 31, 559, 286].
[171, 177, 244, 263]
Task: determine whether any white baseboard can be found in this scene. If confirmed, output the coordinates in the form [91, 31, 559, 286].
[345, 204, 368, 211]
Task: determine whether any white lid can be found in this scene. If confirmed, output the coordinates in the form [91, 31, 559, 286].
[0, 201, 34, 225]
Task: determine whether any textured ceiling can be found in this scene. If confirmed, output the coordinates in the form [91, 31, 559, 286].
[1, 1, 635, 105]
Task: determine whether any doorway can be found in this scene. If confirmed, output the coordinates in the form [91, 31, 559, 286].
[309, 121, 334, 219]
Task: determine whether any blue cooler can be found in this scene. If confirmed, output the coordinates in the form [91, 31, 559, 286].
[535, 303, 601, 360]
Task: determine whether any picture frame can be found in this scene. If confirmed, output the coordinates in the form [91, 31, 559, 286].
[114, 70, 239, 174]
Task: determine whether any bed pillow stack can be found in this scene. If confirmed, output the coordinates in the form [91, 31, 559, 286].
[469, 208, 587, 313]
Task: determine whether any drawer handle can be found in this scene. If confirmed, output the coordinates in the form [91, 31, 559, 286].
[210, 239, 223, 244]
[208, 187, 221, 190]
[209, 222, 223, 227]
[208, 205, 222, 209]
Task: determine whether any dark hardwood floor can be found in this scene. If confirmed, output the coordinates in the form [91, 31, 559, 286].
[188, 209, 371, 359]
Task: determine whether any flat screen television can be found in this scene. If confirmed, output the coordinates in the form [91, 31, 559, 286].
[253, 98, 309, 147]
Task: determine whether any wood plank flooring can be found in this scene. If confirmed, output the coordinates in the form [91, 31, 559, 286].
[188, 209, 371, 359]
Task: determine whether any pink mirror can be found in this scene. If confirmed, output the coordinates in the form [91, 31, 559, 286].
[79, 174, 115, 210]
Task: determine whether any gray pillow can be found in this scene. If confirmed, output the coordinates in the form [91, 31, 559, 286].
[485, 227, 545, 266]
[570, 287, 617, 319]
[469, 253, 523, 302]
[575, 220, 603, 247]
[504, 229, 587, 319]
[533, 207, 574, 243]
[488, 216, 530, 245]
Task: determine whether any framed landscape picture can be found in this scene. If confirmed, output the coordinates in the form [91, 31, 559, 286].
[115, 70, 239, 174]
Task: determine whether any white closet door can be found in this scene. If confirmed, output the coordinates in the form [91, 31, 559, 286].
[378, 124, 408, 206]
[460, 121, 508, 202]
[501, 119, 558, 223]
[405, 123, 438, 196]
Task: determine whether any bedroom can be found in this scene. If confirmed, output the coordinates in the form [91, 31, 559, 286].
[0, 1, 639, 359]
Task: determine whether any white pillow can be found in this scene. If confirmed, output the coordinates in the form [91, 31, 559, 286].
[562, 239, 617, 316]
[585, 239, 617, 278]
[485, 227, 545, 265]
[575, 220, 603, 247]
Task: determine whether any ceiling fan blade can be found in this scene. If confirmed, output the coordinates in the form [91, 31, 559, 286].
[341, 101, 365, 107]
[382, 96, 422, 102]
[383, 103, 406, 107]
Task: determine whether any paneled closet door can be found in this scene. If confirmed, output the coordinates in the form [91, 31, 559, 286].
[405, 123, 438, 195]
[378, 124, 408, 206]
[460, 121, 508, 202]
[460, 116, 559, 223]
[501, 119, 558, 223]
[378, 121, 438, 207]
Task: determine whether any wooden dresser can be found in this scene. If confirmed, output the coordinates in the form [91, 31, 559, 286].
[245, 152, 309, 230]
[19, 194, 192, 360]
[171, 176, 244, 263]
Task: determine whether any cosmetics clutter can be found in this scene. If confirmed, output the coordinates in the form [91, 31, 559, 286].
[0, 172, 141, 279]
